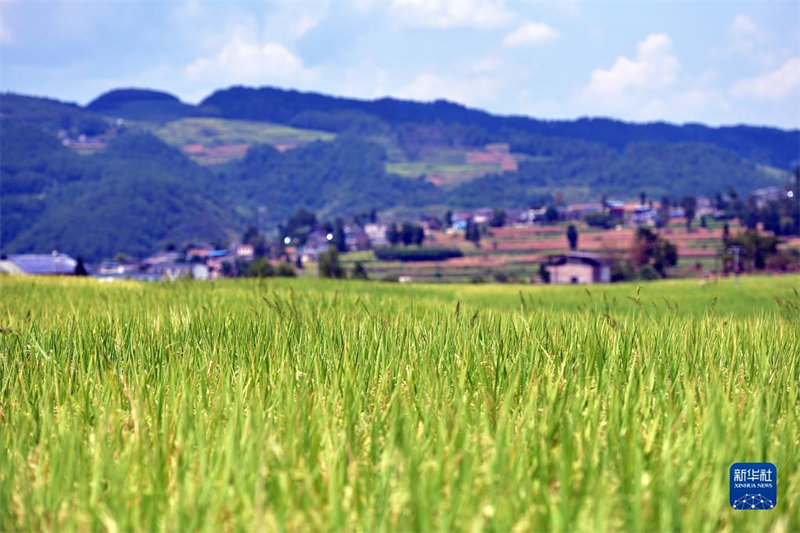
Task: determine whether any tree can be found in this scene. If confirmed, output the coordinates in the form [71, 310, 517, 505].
[652, 238, 678, 275]
[656, 197, 671, 229]
[245, 258, 274, 278]
[488, 208, 507, 228]
[584, 212, 619, 229]
[724, 229, 779, 271]
[444, 210, 453, 228]
[275, 262, 296, 277]
[318, 248, 345, 278]
[727, 188, 745, 221]
[386, 223, 400, 246]
[413, 225, 425, 246]
[465, 218, 481, 246]
[631, 227, 678, 277]
[242, 225, 268, 258]
[566, 224, 578, 251]
[401, 222, 415, 246]
[538, 262, 551, 284]
[332, 219, 347, 252]
[743, 198, 759, 230]
[351, 261, 368, 280]
[714, 191, 727, 211]
[74, 257, 88, 276]
[544, 205, 559, 223]
[681, 195, 697, 232]
[639, 191, 646, 206]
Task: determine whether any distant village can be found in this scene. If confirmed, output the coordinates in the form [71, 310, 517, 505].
[2, 185, 798, 284]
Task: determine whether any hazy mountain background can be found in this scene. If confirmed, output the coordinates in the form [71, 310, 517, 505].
[1, 87, 797, 261]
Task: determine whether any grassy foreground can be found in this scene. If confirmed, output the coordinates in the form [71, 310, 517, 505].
[1, 276, 798, 532]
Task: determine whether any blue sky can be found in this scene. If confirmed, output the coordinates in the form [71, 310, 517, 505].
[1, 1, 798, 128]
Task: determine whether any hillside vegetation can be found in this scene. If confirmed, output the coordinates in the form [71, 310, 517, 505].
[1, 87, 797, 260]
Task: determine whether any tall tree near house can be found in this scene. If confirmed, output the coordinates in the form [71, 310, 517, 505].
[681, 195, 697, 232]
[400, 222, 415, 246]
[465, 218, 481, 246]
[728, 187, 745, 222]
[386, 223, 400, 246]
[640, 192, 647, 206]
[632, 227, 678, 277]
[74, 257, 88, 276]
[318, 248, 345, 278]
[656, 197, 671, 229]
[743, 197, 759, 230]
[488, 208, 507, 228]
[566, 224, 578, 251]
[333, 219, 347, 252]
[544, 205, 559, 223]
[242, 225, 268, 258]
[413, 225, 425, 246]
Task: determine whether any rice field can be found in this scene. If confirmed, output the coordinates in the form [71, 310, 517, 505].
[1, 275, 798, 532]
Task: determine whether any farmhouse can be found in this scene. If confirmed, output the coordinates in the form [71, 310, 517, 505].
[545, 252, 611, 284]
[7, 253, 77, 275]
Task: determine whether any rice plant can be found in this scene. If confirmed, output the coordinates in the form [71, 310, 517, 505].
[0, 276, 798, 532]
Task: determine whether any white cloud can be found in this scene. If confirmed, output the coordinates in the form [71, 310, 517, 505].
[730, 57, 800, 101]
[0, 22, 10, 44]
[570, 34, 737, 124]
[472, 54, 504, 73]
[393, 72, 498, 105]
[728, 14, 759, 38]
[711, 13, 789, 73]
[0, 2, 13, 44]
[336, 60, 391, 100]
[292, 14, 321, 40]
[503, 22, 559, 47]
[389, 0, 514, 29]
[185, 38, 313, 84]
[263, 4, 328, 43]
[586, 33, 680, 98]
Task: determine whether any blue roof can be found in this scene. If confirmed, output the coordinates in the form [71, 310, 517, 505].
[9, 253, 77, 274]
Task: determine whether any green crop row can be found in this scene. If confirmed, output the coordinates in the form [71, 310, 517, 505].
[0, 276, 798, 532]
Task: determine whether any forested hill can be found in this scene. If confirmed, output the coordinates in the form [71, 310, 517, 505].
[1, 121, 236, 260]
[200, 86, 799, 169]
[1, 87, 798, 261]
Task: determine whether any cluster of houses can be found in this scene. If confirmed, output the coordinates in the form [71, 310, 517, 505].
[0, 244, 258, 280]
[1, 193, 747, 283]
[444, 197, 723, 229]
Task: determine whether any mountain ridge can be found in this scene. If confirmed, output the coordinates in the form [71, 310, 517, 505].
[1, 86, 797, 261]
